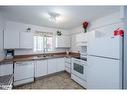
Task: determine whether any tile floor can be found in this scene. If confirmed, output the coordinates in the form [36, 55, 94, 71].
[15, 72, 84, 89]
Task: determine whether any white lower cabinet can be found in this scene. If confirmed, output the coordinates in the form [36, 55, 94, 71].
[65, 58, 71, 73]
[0, 63, 13, 76]
[47, 59, 57, 74]
[35, 60, 48, 78]
[14, 61, 34, 86]
[13, 57, 67, 86]
[47, 58, 65, 74]
[65, 67, 71, 73]
[56, 58, 65, 72]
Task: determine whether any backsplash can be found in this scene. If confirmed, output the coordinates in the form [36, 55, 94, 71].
[14, 48, 69, 55]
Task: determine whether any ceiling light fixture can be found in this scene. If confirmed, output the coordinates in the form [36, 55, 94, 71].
[48, 12, 60, 23]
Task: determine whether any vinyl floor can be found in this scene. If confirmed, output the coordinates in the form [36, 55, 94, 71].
[15, 72, 84, 89]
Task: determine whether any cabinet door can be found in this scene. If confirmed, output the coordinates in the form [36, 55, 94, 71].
[64, 36, 70, 47]
[65, 67, 71, 73]
[76, 33, 87, 43]
[20, 32, 33, 49]
[4, 30, 19, 49]
[35, 60, 47, 78]
[0, 64, 13, 76]
[56, 36, 70, 48]
[47, 59, 57, 74]
[14, 61, 34, 81]
[4, 21, 27, 49]
[76, 33, 81, 43]
[56, 36, 64, 47]
[56, 58, 65, 72]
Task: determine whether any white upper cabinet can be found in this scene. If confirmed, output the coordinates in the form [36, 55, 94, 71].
[20, 32, 33, 49]
[4, 21, 33, 49]
[55, 36, 70, 48]
[76, 33, 87, 46]
[4, 29, 19, 49]
[4, 22, 20, 49]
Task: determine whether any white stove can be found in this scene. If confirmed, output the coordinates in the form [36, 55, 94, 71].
[71, 57, 87, 88]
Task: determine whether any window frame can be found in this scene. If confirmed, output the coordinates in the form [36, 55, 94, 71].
[33, 32, 53, 53]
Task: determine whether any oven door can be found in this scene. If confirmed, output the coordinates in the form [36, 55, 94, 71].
[72, 59, 86, 80]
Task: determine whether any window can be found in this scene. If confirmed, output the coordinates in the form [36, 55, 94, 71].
[34, 32, 53, 52]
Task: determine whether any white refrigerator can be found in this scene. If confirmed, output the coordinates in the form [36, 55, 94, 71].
[87, 31, 123, 89]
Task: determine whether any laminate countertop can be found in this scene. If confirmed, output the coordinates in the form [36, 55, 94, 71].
[0, 52, 80, 64]
[13, 54, 79, 62]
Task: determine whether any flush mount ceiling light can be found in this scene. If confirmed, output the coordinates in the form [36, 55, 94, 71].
[48, 12, 61, 23]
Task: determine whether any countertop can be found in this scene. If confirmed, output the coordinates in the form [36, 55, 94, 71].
[13, 54, 79, 62]
[0, 52, 80, 64]
[0, 74, 13, 85]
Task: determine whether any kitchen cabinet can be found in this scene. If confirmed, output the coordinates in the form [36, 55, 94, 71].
[47, 58, 65, 74]
[76, 33, 87, 46]
[4, 21, 24, 49]
[56, 58, 65, 72]
[20, 32, 33, 49]
[65, 58, 71, 73]
[4, 21, 33, 49]
[14, 61, 34, 86]
[47, 59, 57, 74]
[0, 63, 13, 76]
[55, 36, 70, 48]
[4, 29, 19, 49]
[35, 60, 48, 78]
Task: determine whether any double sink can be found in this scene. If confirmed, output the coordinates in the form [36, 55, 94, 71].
[34, 54, 56, 60]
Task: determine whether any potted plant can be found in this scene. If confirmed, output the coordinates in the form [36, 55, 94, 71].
[57, 30, 62, 36]
[82, 21, 88, 33]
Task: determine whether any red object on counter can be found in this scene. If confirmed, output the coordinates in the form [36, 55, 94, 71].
[114, 28, 124, 37]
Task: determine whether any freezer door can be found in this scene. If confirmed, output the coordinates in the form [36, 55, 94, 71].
[87, 55, 121, 89]
[88, 36, 121, 59]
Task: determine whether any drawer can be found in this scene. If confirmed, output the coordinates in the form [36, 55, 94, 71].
[65, 58, 71, 63]
[65, 62, 71, 68]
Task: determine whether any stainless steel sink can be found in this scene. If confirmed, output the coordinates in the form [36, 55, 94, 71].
[36, 54, 54, 59]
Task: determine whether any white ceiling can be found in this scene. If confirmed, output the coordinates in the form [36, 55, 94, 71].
[0, 6, 120, 29]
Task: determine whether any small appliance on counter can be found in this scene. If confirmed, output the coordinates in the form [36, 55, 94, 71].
[5, 49, 14, 59]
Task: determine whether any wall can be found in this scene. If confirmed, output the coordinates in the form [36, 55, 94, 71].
[1, 11, 124, 55]
[4, 20, 70, 55]
[70, 11, 124, 52]
[0, 14, 5, 58]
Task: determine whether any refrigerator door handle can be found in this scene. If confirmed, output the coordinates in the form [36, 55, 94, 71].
[87, 55, 120, 60]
